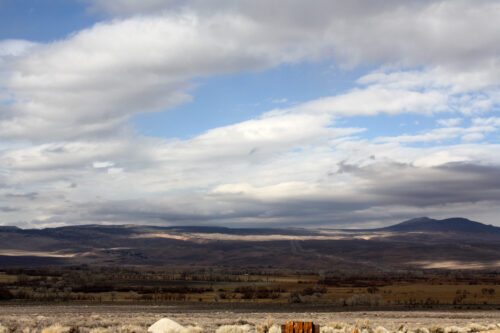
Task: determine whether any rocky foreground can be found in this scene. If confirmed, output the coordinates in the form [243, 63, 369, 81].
[0, 306, 499, 332]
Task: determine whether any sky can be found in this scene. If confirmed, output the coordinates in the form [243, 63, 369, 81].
[1, 0, 500, 229]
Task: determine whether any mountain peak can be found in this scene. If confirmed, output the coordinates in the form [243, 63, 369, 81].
[381, 217, 500, 233]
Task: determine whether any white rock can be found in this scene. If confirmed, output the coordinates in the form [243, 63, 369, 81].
[148, 318, 186, 333]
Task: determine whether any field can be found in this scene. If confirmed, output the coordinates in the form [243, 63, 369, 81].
[1, 267, 499, 307]
[1, 267, 499, 332]
[0, 305, 500, 332]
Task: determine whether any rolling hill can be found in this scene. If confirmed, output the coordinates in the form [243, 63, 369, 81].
[0, 217, 498, 270]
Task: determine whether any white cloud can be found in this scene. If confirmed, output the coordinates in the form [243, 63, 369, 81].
[473, 116, 500, 127]
[272, 65, 500, 119]
[438, 118, 462, 127]
[374, 123, 497, 144]
[461, 132, 484, 142]
[0, 39, 38, 58]
[1, 1, 500, 142]
[2, 119, 500, 227]
[271, 98, 288, 104]
[107, 167, 124, 175]
[93, 161, 114, 168]
[1, 1, 500, 227]
[284, 86, 448, 117]
[87, 0, 500, 68]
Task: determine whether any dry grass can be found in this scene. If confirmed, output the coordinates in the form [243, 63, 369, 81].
[0, 306, 499, 332]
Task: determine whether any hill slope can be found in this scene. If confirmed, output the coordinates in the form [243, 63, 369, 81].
[378, 217, 500, 234]
[0, 217, 499, 270]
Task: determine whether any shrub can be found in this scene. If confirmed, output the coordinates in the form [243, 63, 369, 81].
[256, 316, 275, 333]
[233, 319, 249, 326]
[41, 324, 72, 333]
[215, 325, 252, 333]
[320, 327, 343, 333]
[375, 327, 390, 333]
[414, 328, 430, 333]
[444, 326, 467, 333]
[0, 287, 13, 300]
[466, 323, 488, 332]
[326, 322, 347, 330]
[118, 324, 146, 333]
[430, 326, 445, 333]
[0, 323, 8, 333]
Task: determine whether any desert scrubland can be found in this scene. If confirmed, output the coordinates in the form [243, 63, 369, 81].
[1, 305, 500, 332]
[0, 221, 499, 332]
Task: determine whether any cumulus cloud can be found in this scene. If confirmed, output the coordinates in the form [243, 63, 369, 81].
[374, 123, 496, 144]
[86, 0, 500, 67]
[1, 0, 500, 227]
[3, 123, 500, 227]
[93, 161, 115, 169]
[1, 1, 500, 141]
[438, 118, 463, 127]
[279, 65, 500, 118]
[0, 39, 38, 60]
[16, 158, 500, 227]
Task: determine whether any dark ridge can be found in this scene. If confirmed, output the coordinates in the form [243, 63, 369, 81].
[0, 224, 321, 236]
[0, 226, 20, 232]
[3, 217, 499, 235]
[145, 225, 321, 236]
[377, 217, 500, 233]
[0, 255, 69, 267]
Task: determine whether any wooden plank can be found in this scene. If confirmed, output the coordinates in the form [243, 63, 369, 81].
[282, 321, 320, 333]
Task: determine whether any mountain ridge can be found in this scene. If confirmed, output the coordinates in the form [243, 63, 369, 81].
[0, 217, 499, 269]
[376, 217, 500, 234]
[1, 216, 498, 234]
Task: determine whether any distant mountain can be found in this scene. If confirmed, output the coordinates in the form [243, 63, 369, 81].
[0, 217, 499, 269]
[154, 225, 321, 236]
[378, 217, 500, 234]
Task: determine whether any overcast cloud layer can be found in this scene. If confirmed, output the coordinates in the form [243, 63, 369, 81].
[1, 0, 500, 228]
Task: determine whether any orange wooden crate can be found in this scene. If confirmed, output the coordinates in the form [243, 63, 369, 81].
[281, 321, 320, 333]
